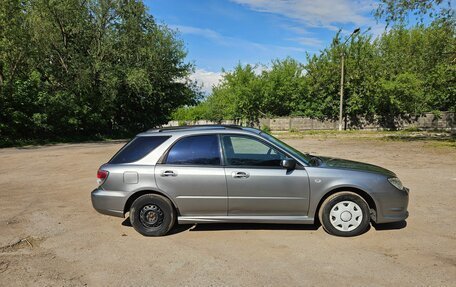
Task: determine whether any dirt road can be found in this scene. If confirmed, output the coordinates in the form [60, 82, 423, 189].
[1, 137, 455, 286]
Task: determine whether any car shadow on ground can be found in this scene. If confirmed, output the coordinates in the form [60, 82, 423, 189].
[121, 217, 194, 235]
[122, 217, 320, 235]
[122, 217, 407, 236]
[372, 220, 407, 231]
[189, 223, 320, 232]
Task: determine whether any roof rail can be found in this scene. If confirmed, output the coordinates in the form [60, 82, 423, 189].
[147, 124, 243, 133]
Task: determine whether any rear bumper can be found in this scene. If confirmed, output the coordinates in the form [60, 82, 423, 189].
[91, 188, 126, 218]
[375, 187, 409, 223]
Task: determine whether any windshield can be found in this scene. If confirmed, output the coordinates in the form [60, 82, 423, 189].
[259, 132, 311, 164]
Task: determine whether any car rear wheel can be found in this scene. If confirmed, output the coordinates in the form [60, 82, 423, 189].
[319, 192, 370, 237]
[130, 194, 175, 236]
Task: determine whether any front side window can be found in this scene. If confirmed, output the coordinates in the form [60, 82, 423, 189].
[165, 135, 221, 165]
[221, 135, 286, 167]
[110, 136, 170, 164]
[259, 132, 311, 164]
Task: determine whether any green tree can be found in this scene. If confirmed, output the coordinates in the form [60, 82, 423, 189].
[172, 103, 210, 123]
[377, 72, 425, 128]
[261, 58, 307, 117]
[374, 21, 456, 116]
[375, 0, 454, 26]
[0, 0, 199, 145]
[208, 64, 262, 125]
[303, 34, 343, 120]
[110, 0, 199, 134]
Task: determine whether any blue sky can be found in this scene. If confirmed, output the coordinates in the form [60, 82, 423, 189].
[145, 0, 384, 93]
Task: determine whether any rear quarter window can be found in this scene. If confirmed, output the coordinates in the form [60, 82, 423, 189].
[109, 136, 170, 164]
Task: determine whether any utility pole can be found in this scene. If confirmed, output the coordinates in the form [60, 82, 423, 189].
[338, 28, 360, 131]
[338, 52, 345, 131]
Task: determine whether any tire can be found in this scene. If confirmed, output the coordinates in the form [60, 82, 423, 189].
[318, 191, 370, 237]
[130, 194, 175, 236]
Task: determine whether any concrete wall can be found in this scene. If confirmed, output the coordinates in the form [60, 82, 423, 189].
[166, 112, 455, 131]
[261, 118, 338, 131]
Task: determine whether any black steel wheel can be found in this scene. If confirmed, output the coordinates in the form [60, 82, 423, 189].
[139, 204, 164, 228]
[130, 194, 175, 236]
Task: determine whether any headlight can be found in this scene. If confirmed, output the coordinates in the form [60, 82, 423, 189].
[388, 177, 403, 190]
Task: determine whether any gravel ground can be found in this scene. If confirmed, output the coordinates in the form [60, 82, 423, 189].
[0, 137, 455, 286]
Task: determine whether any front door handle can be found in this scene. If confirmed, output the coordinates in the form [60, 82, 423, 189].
[232, 171, 249, 178]
[161, 170, 177, 177]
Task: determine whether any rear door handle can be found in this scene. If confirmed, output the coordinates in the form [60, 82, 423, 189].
[161, 170, 177, 177]
[232, 171, 249, 178]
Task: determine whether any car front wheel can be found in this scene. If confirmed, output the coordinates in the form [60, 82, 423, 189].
[319, 191, 371, 237]
[130, 194, 175, 236]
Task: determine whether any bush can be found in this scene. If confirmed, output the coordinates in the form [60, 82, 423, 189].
[261, 125, 271, 133]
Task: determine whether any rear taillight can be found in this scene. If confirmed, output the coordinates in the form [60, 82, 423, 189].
[97, 170, 109, 185]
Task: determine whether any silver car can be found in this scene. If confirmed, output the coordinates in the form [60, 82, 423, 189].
[91, 125, 409, 237]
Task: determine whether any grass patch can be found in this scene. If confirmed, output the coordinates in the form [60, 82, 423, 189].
[426, 140, 456, 148]
[381, 132, 456, 148]
[0, 136, 127, 149]
[274, 130, 456, 148]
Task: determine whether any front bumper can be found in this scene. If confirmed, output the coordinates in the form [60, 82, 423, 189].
[375, 186, 409, 223]
[91, 188, 126, 218]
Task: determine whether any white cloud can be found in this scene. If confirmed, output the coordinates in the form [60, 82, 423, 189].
[253, 64, 270, 75]
[288, 37, 323, 47]
[231, 0, 376, 30]
[169, 25, 222, 41]
[369, 23, 388, 39]
[281, 24, 311, 35]
[190, 69, 224, 94]
[171, 24, 308, 54]
[171, 24, 265, 49]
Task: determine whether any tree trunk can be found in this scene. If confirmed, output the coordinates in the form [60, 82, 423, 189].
[0, 63, 3, 89]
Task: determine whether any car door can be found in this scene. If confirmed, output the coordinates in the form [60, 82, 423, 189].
[222, 134, 310, 216]
[155, 134, 227, 216]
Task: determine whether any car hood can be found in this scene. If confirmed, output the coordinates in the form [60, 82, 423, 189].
[316, 156, 396, 177]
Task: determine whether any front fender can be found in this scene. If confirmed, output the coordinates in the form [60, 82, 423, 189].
[305, 167, 384, 220]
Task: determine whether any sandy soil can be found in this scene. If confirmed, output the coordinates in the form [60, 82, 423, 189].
[0, 137, 455, 286]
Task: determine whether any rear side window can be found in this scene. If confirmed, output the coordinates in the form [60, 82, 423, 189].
[109, 136, 170, 164]
[165, 135, 221, 165]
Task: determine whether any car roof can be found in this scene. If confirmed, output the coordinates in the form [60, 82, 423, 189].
[136, 125, 262, 137]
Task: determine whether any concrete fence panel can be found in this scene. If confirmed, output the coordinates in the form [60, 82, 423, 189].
[164, 112, 454, 131]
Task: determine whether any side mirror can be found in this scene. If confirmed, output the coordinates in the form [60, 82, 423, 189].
[281, 158, 296, 170]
